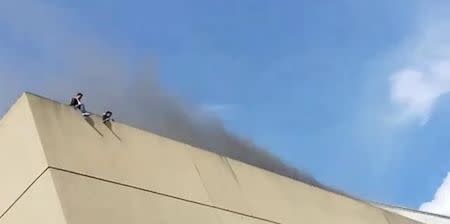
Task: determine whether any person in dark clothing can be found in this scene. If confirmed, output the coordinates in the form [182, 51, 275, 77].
[70, 93, 90, 116]
[102, 111, 114, 123]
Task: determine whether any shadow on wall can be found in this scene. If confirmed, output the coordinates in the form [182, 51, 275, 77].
[84, 116, 103, 137]
[82, 114, 121, 141]
[105, 121, 122, 141]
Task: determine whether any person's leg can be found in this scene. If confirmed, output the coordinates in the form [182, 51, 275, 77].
[79, 104, 90, 116]
[79, 104, 86, 113]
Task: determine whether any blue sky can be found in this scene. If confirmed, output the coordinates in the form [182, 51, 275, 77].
[2, 0, 450, 214]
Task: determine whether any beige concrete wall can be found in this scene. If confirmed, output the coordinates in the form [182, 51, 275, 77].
[26, 93, 212, 206]
[0, 93, 426, 224]
[225, 158, 297, 223]
[49, 168, 272, 224]
[218, 213, 274, 224]
[225, 157, 391, 224]
[188, 147, 254, 215]
[375, 204, 450, 224]
[384, 211, 423, 224]
[0, 171, 66, 224]
[0, 94, 48, 216]
[271, 171, 388, 224]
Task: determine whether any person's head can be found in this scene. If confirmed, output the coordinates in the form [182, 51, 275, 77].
[76, 93, 83, 99]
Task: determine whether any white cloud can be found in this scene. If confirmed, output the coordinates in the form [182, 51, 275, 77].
[420, 172, 450, 216]
[389, 61, 450, 125]
[385, 3, 450, 126]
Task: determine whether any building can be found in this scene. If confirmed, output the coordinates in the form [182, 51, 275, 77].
[0, 92, 444, 223]
[373, 202, 450, 224]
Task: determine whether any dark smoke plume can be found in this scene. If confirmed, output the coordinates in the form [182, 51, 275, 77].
[0, 0, 332, 190]
[64, 65, 323, 187]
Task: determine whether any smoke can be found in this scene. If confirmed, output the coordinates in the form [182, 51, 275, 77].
[0, 0, 323, 187]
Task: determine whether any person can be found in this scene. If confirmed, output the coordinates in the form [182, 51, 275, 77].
[102, 111, 114, 123]
[70, 93, 90, 116]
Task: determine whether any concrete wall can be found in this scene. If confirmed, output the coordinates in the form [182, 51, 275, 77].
[26, 93, 212, 205]
[0, 93, 427, 224]
[0, 95, 48, 216]
[375, 204, 450, 224]
[50, 168, 273, 224]
[0, 171, 67, 224]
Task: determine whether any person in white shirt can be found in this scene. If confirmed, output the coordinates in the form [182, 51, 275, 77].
[69, 93, 90, 116]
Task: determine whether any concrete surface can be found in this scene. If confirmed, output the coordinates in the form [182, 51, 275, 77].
[0, 95, 48, 217]
[0, 93, 430, 223]
[374, 203, 450, 224]
[0, 171, 67, 224]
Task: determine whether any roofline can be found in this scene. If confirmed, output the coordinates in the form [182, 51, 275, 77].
[24, 91, 446, 220]
[19, 92, 335, 189]
[371, 201, 450, 220]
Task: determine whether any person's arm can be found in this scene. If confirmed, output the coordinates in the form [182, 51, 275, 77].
[69, 98, 77, 106]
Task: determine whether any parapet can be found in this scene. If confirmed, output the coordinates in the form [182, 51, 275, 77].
[0, 93, 423, 224]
